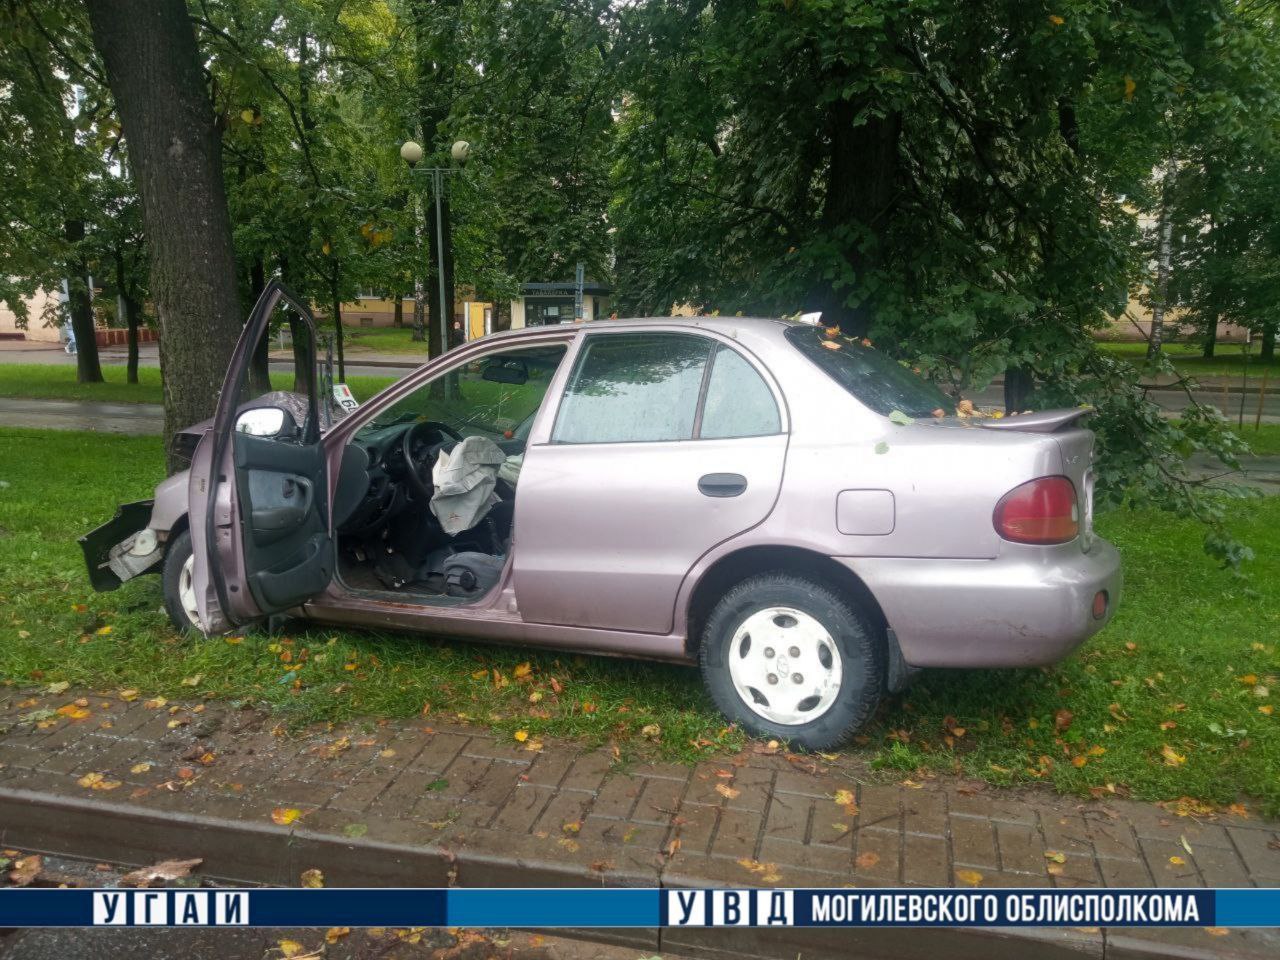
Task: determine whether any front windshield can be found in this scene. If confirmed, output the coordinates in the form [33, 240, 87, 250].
[362, 344, 567, 440]
[784, 325, 954, 418]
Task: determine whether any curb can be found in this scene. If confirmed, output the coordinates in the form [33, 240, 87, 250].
[0, 785, 1251, 960]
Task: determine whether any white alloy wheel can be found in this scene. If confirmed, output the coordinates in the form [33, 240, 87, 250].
[726, 606, 843, 725]
[178, 552, 200, 627]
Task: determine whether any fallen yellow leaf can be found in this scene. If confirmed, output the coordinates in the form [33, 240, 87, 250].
[956, 868, 984, 887]
[1044, 851, 1067, 863]
[325, 927, 351, 944]
[1160, 744, 1186, 767]
[300, 868, 324, 888]
[130, 762, 153, 774]
[271, 807, 303, 826]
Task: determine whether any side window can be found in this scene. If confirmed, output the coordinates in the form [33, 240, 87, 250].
[358, 344, 567, 441]
[553, 333, 713, 443]
[699, 346, 781, 439]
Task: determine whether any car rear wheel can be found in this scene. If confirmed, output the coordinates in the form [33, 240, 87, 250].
[161, 529, 201, 634]
[698, 572, 883, 750]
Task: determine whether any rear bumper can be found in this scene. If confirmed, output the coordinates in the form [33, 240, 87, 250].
[79, 500, 158, 591]
[838, 539, 1122, 668]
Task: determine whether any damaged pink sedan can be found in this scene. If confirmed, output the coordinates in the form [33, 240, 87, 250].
[82, 282, 1120, 748]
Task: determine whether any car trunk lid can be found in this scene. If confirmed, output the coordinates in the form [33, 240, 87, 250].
[979, 408, 1097, 551]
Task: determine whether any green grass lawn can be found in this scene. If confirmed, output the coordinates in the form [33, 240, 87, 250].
[338, 325, 431, 356]
[1, 426, 1276, 813]
[1238, 423, 1280, 456]
[1099, 340, 1280, 381]
[0, 364, 398, 406]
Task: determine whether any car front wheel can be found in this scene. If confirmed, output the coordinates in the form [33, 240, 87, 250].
[698, 572, 883, 750]
[161, 529, 201, 634]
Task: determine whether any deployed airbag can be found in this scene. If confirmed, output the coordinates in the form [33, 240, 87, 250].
[430, 435, 506, 535]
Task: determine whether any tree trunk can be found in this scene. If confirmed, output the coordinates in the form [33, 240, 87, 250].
[817, 98, 901, 337]
[1262, 321, 1276, 363]
[1147, 162, 1175, 360]
[114, 247, 139, 384]
[393, 293, 404, 328]
[63, 220, 103, 383]
[278, 255, 310, 394]
[248, 259, 272, 395]
[124, 296, 141, 385]
[1202, 313, 1218, 359]
[1003, 365, 1034, 413]
[87, 0, 243, 471]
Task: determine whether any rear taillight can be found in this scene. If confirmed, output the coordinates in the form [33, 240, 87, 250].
[994, 476, 1079, 545]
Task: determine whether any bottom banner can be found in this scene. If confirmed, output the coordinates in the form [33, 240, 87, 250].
[0, 887, 1274, 928]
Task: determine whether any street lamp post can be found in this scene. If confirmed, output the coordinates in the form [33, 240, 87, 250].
[400, 139, 470, 354]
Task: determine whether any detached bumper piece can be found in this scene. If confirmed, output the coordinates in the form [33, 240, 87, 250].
[79, 500, 158, 592]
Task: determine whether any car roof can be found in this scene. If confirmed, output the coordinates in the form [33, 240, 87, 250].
[485, 315, 795, 343]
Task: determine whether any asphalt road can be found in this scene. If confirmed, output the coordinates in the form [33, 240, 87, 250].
[0, 343, 414, 381]
[0, 397, 165, 435]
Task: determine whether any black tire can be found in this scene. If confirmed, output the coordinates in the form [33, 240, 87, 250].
[698, 572, 883, 750]
[160, 528, 199, 634]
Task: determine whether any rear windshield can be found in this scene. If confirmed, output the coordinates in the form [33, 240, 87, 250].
[784, 325, 954, 418]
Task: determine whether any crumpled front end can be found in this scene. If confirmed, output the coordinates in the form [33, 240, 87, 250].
[80, 469, 191, 591]
[79, 500, 162, 591]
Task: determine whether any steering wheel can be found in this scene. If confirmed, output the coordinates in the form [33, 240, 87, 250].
[401, 420, 464, 500]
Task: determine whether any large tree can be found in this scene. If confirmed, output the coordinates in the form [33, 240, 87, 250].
[0, 1, 109, 383]
[609, 0, 1269, 567]
[85, 0, 244, 465]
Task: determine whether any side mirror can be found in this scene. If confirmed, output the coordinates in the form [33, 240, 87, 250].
[482, 358, 529, 385]
[236, 406, 296, 438]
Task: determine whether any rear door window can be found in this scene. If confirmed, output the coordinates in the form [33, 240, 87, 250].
[699, 345, 781, 438]
[552, 333, 713, 443]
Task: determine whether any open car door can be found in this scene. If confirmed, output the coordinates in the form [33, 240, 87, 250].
[188, 281, 334, 634]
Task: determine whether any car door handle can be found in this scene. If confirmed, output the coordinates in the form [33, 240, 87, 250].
[698, 473, 748, 498]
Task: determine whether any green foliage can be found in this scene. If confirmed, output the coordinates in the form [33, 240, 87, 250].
[0, 1, 140, 326]
[608, 0, 1278, 568]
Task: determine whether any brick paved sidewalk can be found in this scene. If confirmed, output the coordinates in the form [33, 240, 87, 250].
[1, 685, 1277, 959]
